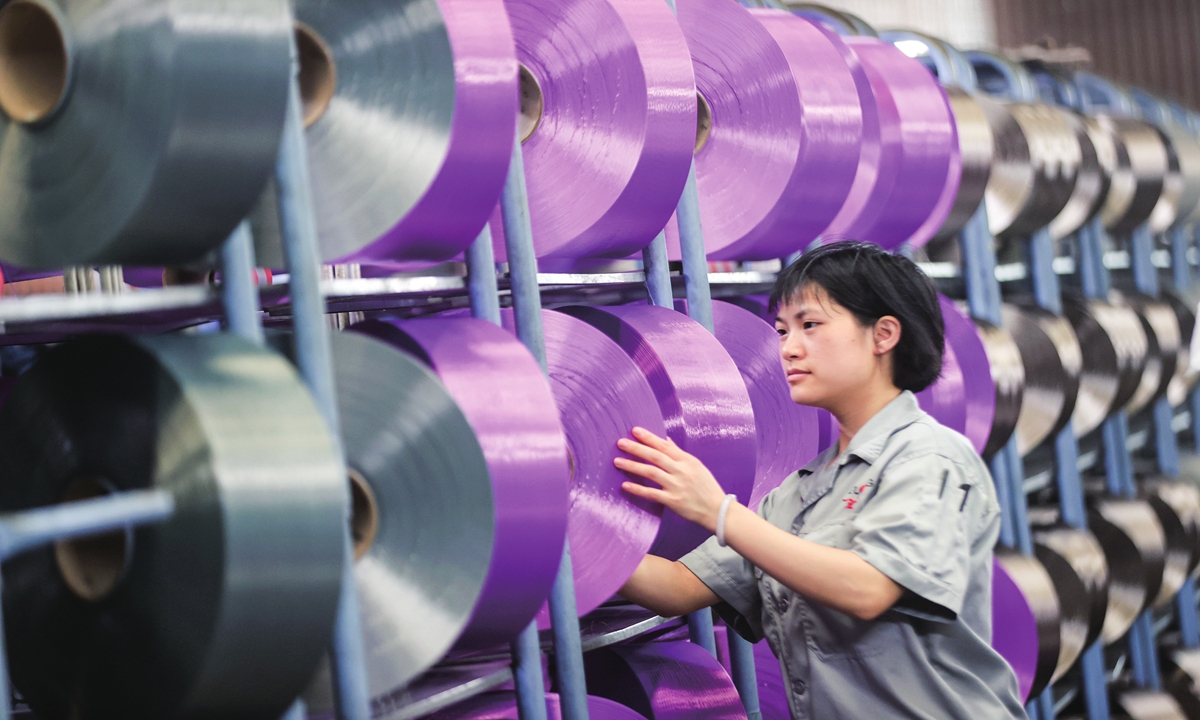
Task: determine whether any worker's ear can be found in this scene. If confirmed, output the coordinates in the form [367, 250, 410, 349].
[872, 315, 901, 356]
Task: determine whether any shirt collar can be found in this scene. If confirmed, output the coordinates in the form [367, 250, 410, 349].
[838, 390, 923, 466]
[796, 391, 924, 475]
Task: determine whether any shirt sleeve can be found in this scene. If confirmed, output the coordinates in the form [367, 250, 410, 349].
[848, 452, 991, 621]
[678, 488, 781, 642]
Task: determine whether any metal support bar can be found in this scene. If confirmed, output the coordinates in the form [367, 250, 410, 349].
[498, 133, 587, 720]
[0, 489, 174, 560]
[1028, 224, 1112, 719]
[687, 611, 717, 656]
[1192, 389, 1200, 452]
[642, 231, 674, 309]
[1001, 440, 1035, 552]
[511, 625, 550, 720]
[1171, 226, 1192, 291]
[0, 488, 174, 720]
[1078, 221, 1111, 298]
[668, 92, 756, 714]
[727, 629, 762, 720]
[1154, 398, 1180, 477]
[1178, 578, 1200, 647]
[1028, 228, 1063, 314]
[280, 700, 307, 720]
[1034, 689, 1054, 720]
[1053, 426, 1087, 527]
[1130, 225, 1159, 297]
[221, 220, 265, 346]
[989, 453, 1017, 548]
[677, 168, 714, 334]
[1130, 614, 1162, 690]
[1079, 644, 1110, 720]
[466, 226, 502, 326]
[465, 210, 549, 720]
[274, 54, 370, 720]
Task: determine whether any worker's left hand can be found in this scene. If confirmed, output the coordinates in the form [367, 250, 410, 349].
[615, 427, 729, 532]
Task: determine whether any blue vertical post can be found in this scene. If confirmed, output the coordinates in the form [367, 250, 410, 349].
[1134, 221, 1193, 662]
[1173, 223, 1200, 648]
[465, 225, 548, 720]
[466, 226, 502, 326]
[674, 170, 757, 714]
[642, 231, 674, 309]
[273, 44, 371, 720]
[498, 133, 586, 720]
[661, 0, 754, 698]
[221, 221, 266, 346]
[1081, 221, 1164, 688]
[959, 205, 1028, 550]
[1171, 226, 1192, 291]
[224, 217, 306, 720]
[1025, 226, 1110, 719]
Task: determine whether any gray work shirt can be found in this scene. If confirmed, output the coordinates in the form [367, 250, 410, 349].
[681, 391, 1026, 720]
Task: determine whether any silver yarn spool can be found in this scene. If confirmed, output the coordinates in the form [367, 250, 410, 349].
[1001, 304, 1082, 455]
[1031, 521, 1109, 682]
[304, 331, 496, 717]
[1164, 289, 1199, 407]
[253, 0, 456, 266]
[0, 0, 291, 268]
[1048, 110, 1107, 240]
[0, 334, 345, 719]
[1062, 294, 1148, 437]
[984, 102, 1081, 238]
[1090, 498, 1166, 644]
[975, 318, 1025, 458]
[1099, 116, 1169, 236]
[1144, 484, 1194, 609]
[1121, 292, 1181, 416]
[934, 87, 994, 241]
[1152, 124, 1200, 232]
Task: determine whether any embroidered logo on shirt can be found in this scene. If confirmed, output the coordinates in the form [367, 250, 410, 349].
[841, 481, 873, 510]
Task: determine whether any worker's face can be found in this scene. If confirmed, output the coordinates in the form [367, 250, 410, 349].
[774, 286, 894, 410]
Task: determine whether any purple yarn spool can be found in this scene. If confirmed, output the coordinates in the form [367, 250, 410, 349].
[992, 558, 1041, 703]
[366, 0, 519, 265]
[585, 641, 749, 720]
[665, 2, 860, 260]
[941, 296, 996, 455]
[562, 304, 757, 561]
[823, 38, 958, 250]
[351, 317, 569, 649]
[122, 267, 166, 288]
[494, 310, 665, 625]
[426, 692, 647, 720]
[497, 0, 695, 261]
[710, 300, 822, 510]
[0, 264, 59, 284]
[916, 317, 968, 438]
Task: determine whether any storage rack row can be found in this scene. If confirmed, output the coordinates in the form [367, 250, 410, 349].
[0, 19, 770, 720]
[5, 19, 1200, 720]
[946, 52, 1200, 720]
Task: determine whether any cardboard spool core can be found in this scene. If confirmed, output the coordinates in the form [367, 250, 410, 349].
[518, 64, 543, 143]
[295, 22, 336, 128]
[349, 469, 379, 561]
[0, 0, 69, 123]
[695, 92, 712, 154]
[55, 477, 131, 602]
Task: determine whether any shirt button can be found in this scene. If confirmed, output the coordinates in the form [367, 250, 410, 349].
[791, 677, 807, 695]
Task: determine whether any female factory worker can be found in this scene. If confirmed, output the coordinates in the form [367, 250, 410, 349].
[616, 241, 1025, 719]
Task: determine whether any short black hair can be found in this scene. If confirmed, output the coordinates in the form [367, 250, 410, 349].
[769, 240, 944, 392]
